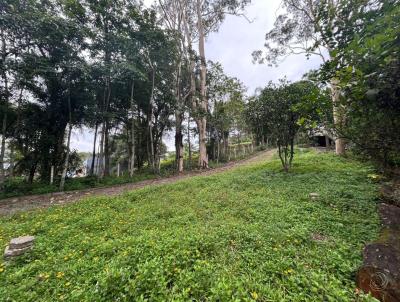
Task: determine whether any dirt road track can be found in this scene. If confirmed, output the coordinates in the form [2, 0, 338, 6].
[0, 149, 275, 216]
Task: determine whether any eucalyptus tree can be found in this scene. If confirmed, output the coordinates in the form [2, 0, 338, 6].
[157, 0, 250, 169]
[253, 0, 373, 155]
[207, 61, 246, 161]
[157, 0, 188, 173]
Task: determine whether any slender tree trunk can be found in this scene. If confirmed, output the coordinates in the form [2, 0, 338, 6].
[331, 78, 346, 155]
[195, 0, 209, 169]
[98, 124, 105, 177]
[90, 122, 98, 175]
[9, 144, 14, 178]
[129, 79, 135, 177]
[137, 107, 142, 170]
[187, 114, 192, 169]
[104, 120, 110, 177]
[103, 80, 111, 177]
[148, 69, 156, 173]
[0, 113, 7, 186]
[289, 139, 294, 167]
[50, 165, 54, 185]
[216, 139, 220, 163]
[28, 163, 37, 184]
[175, 111, 184, 173]
[155, 138, 161, 174]
[59, 124, 72, 191]
[60, 81, 72, 191]
[175, 61, 184, 173]
[0, 31, 8, 187]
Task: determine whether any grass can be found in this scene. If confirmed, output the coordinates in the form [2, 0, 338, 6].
[0, 150, 380, 301]
[0, 173, 156, 200]
[0, 147, 265, 200]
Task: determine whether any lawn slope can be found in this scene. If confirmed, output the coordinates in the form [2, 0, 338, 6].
[0, 150, 380, 301]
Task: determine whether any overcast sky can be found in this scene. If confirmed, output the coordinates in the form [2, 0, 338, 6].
[71, 0, 323, 152]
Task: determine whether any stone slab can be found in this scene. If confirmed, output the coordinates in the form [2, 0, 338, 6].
[4, 245, 32, 258]
[309, 193, 319, 200]
[9, 235, 35, 249]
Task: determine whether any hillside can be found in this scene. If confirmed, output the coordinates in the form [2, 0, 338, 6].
[0, 150, 380, 301]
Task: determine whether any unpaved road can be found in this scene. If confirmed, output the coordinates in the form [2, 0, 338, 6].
[0, 149, 275, 216]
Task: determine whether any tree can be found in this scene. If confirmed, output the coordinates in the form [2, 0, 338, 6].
[0, 0, 91, 184]
[252, 80, 322, 171]
[327, 1, 400, 168]
[207, 61, 246, 161]
[253, 0, 372, 155]
[162, 0, 250, 169]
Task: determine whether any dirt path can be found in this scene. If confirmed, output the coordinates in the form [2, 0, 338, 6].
[0, 149, 275, 216]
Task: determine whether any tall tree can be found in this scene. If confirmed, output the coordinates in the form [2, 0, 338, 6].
[158, 0, 188, 173]
[326, 0, 400, 168]
[253, 0, 371, 155]
[180, 0, 250, 168]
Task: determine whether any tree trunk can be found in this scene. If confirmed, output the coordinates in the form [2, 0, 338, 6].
[59, 124, 72, 191]
[90, 122, 98, 175]
[60, 82, 72, 191]
[98, 124, 105, 177]
[187, 114, 192, 169]
[129, 79, 135, 177]
[331, 78, 346, 155]
[28, 163, 37, 184]
[0, 112, 7, 186]
[196, 0, 209, 169]
[148, 69, 156, 173]
[175, 60, 184, 173]
[9, 144, 14, 178]
[0, 30, 9, 187]
[175, 111, 184, 173]
[104, 122, 110, 177]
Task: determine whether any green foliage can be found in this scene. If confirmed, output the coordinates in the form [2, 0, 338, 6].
[0, 172, 156, 200]
[323, 0, 400, 168]
[206, 61, 247, 161]
[0, 152, 379, 301]
[245, 80, 326, 171]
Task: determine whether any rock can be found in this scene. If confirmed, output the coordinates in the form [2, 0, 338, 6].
[9, 235, 35, 250]
[4, 245, 33, 258]
[357, 266, 400, 302]
[356, 243, 400, 301]
[4, 236, 35, 259]
[380, 182, 400, 207]
[309, 193, 319, 201]
[379, 203, 400, 230]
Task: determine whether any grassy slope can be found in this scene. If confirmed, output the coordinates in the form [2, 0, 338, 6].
[0, 150, 254, 200]
[0, 150, 380, 301]
[0, 172, 157, 200]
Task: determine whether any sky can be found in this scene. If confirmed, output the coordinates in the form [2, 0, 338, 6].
[71, 0, 323, 152]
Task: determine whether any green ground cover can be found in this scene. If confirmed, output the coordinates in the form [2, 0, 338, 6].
[0, 150, 380, 301]
[0, 147, 261, 200]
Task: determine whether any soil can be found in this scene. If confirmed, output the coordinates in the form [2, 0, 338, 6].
[0, 149, 275, 216]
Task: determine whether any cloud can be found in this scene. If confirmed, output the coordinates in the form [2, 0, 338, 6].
[206, 0, 323, 94]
